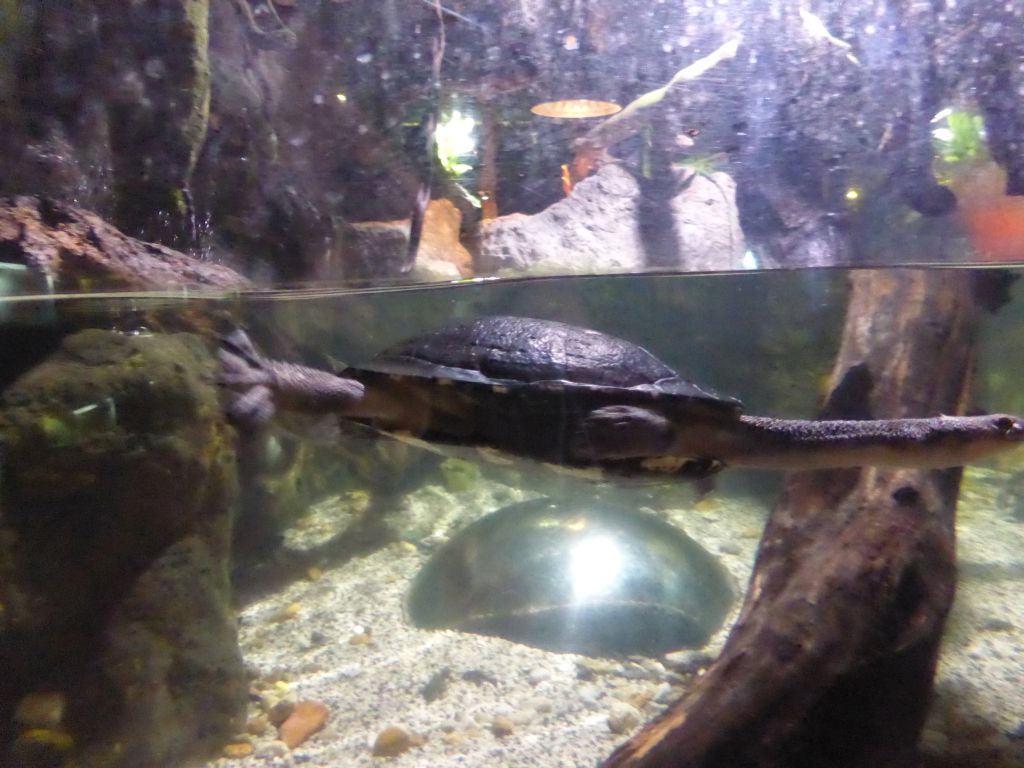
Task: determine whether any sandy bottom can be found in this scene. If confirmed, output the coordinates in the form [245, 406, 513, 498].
[208, 466, 1024, 768]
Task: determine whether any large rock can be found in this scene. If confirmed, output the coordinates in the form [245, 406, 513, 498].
[477, 164, 745, 275]
[341, 198, 474, 281]
[0, 329, 245, 767]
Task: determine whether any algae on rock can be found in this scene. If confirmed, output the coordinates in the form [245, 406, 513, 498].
[0, 328, 245, 767]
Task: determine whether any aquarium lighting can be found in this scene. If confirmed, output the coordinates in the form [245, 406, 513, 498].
[845, 188, 861, 201]
[570, 535, 622, 601]
[336, 93, 348, 103]
[530, 99, 621, 119]
[435, 110, 477, 176]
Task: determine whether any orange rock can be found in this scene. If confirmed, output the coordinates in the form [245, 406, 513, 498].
[277, 700, 330, 748]
[419, 199, 474, 276]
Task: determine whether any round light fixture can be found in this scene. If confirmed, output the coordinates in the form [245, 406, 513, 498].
[530, 99, 622, 119]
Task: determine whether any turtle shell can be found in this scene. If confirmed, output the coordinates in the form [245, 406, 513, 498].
[345, 316, 741, 471]
[352, 315, 740, 411]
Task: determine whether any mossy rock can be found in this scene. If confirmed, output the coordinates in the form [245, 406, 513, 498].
[0, 329, 244, 767]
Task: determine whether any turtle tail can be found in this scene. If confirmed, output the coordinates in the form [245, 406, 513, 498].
[218, 329, 277, 426]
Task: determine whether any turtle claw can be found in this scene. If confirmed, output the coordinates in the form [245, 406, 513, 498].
[573, 405, 675, 460]
[218, 329, 272, 387]
[227, 383, 276, 427]
[218, 329, 277, 427]
[218, 328, 367, 425]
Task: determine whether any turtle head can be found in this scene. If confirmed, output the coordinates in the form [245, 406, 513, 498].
[932, 413, 1024, 465]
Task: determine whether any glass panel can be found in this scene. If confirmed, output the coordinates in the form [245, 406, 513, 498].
[2, 2, 1023, 767]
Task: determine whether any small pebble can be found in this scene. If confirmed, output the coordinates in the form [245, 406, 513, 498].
[607, 702, 643, 735]
[421, 667, 453, 702]
[268, 700, 295, 727]
[622, 688, 655, 711]
[694, 497, 720, 513]
[273, 602, 302, 622]
[461, 669, 498, 686]
[653, 682, 679, 705]
[348, 624, 372, 645]
[308, 630, 328, 646]
[620, 659, 662, 681]
[246, 715, 270, 736]
[663, 650, 714, 676]
[278, 700, 329, 748]
[491, 715, 515, 737]
[578, 684, 603, 710]
[509, 708, 535, 726]
[441, 731, 466, 746]
[576, 658, 615, 679]
[525, 696, 554, 714]
[256, 740, 292, 759]
[222, 741, 254, 758]
[372, 726, 419, 757]
[527, 668, 551, 686]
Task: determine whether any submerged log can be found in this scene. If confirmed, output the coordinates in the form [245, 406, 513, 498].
[0, 196, 251, 292]
[604, 269, 979, 768]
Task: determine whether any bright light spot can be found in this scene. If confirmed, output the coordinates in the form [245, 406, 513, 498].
[435, 110, 477, 176]
[741, 250, 759, 270]
[845, 187, 861, 201]
[931, 107, 953, 123]
[336, 93, 348, 103]
[569, 535, 622, 602]
[932, 127, 954, 143]
[563, 34, 579, 51]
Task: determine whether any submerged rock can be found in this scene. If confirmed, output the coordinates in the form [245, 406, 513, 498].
[406, 497, 735, 657]
[0, 329, 244, 766]
[277, 699, 329, 749]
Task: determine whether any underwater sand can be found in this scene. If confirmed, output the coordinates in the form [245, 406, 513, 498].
[208, 467, 1024, 767]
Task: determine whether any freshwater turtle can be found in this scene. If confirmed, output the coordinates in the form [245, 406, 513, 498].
[218, 315, 1024, 476]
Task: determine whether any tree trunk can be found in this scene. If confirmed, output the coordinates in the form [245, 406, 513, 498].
[603, 268, 979, 768]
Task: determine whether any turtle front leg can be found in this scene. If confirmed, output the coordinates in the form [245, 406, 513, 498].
[218, 330, 366, 427]
[572, 405, 677, 460]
